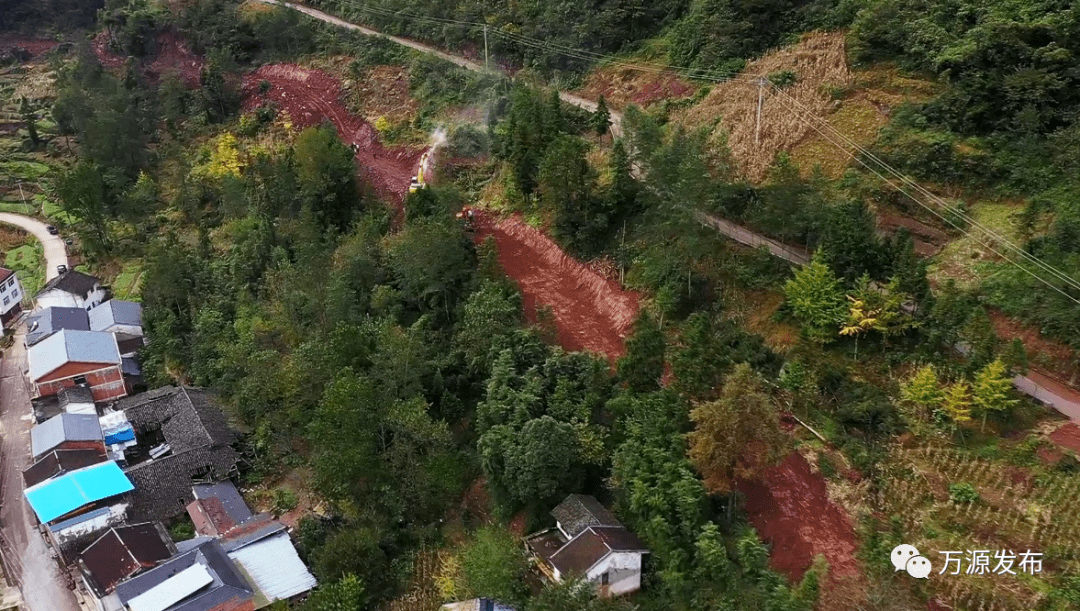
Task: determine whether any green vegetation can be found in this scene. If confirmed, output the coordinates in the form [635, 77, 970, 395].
[15, 1, 1080, 609]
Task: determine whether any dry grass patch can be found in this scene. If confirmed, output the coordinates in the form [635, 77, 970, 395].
[676, 31, 851, 182]
[575, 62, 696, 111]
[789, 97, 886, 179]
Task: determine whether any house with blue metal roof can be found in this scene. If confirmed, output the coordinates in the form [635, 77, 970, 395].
[25, 306, 90, 347]
[23, 461, 135, 554]
[27, 328, 129, 402]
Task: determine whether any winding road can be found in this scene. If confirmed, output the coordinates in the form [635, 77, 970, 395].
[0, 213, 69, 281]
[259, 0, 1080, 424]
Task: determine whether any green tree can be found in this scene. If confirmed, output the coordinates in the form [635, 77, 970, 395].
[383, 218, 475, 316]
[972, 358, 1018, 431]
[455, 280, 523, 375]
[19, 96, 38, 145]
[784, 254, 846, 343]
[687, 363, 785, 519]
[294, 125, 362, 231]
[479, 416, 581, 508]
[539, 134, 606, 254]
[900, 365, 944, 421]
[594, 94, 612, 136]
[54, 160, 112, 254]
[458, 525, 529, 604]
[617, 311, 665, 393]
[527, 579, 632, 611]
[300, 574, 365, 611]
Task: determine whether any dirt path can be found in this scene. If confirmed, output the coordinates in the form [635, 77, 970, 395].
[471, 211, 639, 360]
[242, 63, 423, 202]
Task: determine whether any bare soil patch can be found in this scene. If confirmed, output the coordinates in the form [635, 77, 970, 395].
[988, 309, 1080, 386]
[737, 451, 866, 608]
[243, 63, 424, 203]
[1049, 423, 1080, 454]
[575, 65, 695, 110]
[0, 35, 61, 58]
[878, 213, 949, 256]
[471, 211, 640, 361]
[92, 30, 205, 86]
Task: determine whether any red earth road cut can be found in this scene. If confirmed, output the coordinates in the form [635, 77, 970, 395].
[242, 63, 423, 203]
[471, 211, 640, 361]
[738, 451, 866, 607]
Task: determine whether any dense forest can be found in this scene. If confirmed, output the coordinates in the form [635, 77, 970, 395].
[6, 0, 1080, 609]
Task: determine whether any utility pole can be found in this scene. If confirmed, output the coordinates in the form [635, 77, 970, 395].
[484, 25, 489, 71]
[755, 77, 764, 146]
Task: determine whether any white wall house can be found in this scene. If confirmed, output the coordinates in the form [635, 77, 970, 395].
[35, 270, 107, 311]
[0, 267, 24, 327]
[528, 495, 649, 597]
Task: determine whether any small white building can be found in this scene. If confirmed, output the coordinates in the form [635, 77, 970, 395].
[35, 270, 107, 311]
[527, 495, 649, 597]
[0, 267, 24, 327]
[88, 299, 142, 345]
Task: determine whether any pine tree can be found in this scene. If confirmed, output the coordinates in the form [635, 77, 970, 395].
[942, 381, 972, 424]
[783, 254, 846, 344]
[901, 365, 944, 420]
[972, 358, 1018, 431]
[594, 94, 611, 136]
[19, 96, 38, 145]
[617, 311, 665, 393]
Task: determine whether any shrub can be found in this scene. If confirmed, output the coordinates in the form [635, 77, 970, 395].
[948, 482, 980, 504]
[768, 70, 797, 88]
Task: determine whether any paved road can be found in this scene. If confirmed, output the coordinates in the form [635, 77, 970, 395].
[0, 213, 69, 281]
[0, 326, 82, 611]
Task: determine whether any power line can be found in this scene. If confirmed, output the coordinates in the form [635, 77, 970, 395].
[283, 1, 1080, 304]
[762, 81, 1080, 295]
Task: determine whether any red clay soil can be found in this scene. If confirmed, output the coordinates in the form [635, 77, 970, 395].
[988, 309, 1080, 385]
[1049, 423, 1080, 454]
[471, 211, 640, 361]
[0, 35, 61, 57]
[242, 63, 423, 203]
[92, 30, 205, 86]
[737, 452, 865, 605]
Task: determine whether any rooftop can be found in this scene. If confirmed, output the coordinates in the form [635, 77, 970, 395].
[548, 526, 648, 577]
[114, 538, 253, 611]
[23, 461, 134, 524]
[77, 522, 177, 597]
[226, 531, 317, 603]
[187, 482, 253, 537]
[550, 494, 623, 538]
[0, 267, 13, 283]
[28, 328, 121, 381]
[58, 384, 96, 408]
[30, 412, 103, 458]
[26, 306, 90, 347]
[89, 299, 142, 331]
[22, 447, 106, 488]
[37, 270, 100, 299]
[124, 447, 240, 522]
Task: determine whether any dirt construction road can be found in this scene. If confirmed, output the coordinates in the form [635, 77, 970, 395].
[0, 213, 69, 281]
[0, 327, 81, 611]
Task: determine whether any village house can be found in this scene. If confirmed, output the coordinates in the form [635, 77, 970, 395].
[23, 448, 106, 489]
[76, 522, 177, 611]
[116, 386, 241, 522]
[30, 412, 106, 459]
[35, 269, 108, 311]
[112, 538, 256, 611]
[0, 266, 25, 327]
[25, 306, 90, 347]
[22, 460, 135, 557]
[525, 494, 649, 597]
[88, 299, 143, 355]
[184, 481, 317, 605]
[28, 329, 128, 401]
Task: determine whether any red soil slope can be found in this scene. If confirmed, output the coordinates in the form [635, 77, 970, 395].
[471, 211, 640, 360]
[242, 63, 422, 202]
[738, 452, 865, 606]
[92, 30, 205, 86]
[0, 35, 61, 57]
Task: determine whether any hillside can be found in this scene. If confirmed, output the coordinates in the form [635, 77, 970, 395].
[3, 2, 1080, 611]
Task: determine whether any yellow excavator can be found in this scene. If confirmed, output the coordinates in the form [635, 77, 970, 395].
[409, 151, 430, 193]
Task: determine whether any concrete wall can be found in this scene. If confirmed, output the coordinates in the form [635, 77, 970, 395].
[36, 286, 107, 311]
[586, 552, 643, 597]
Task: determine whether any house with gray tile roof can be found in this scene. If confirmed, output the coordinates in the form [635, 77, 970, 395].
[26, 306, 90, 347]
[117, 387, 240, 522]
[35, 270, 108, 311]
